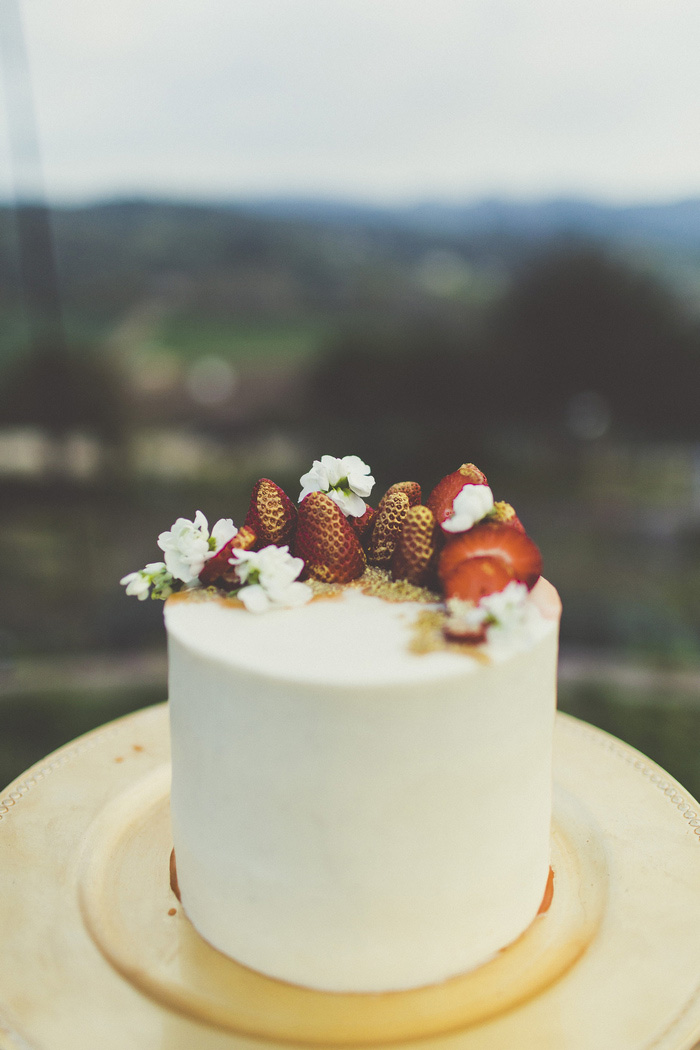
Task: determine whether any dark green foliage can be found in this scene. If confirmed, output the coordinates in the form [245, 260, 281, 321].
[494, 246, 700, 438]
[559, 682, 700, 801]
[0, 690, 164, 792]
[0, 343, 129, 443]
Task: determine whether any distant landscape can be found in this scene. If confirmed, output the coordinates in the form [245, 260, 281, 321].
[244, 195, 700, 253]
[1, 194, 700, 794]
[3, 194, 700, 452]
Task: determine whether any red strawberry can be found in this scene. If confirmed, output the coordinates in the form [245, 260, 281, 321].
[443, 556, 515, 604]
[391, 505, 440, 586]
[438, 520, 542, 591]
[443, 614, 488, 645]
[294, 491, 366, 584]
[348, 504, 376, 543]
[244, 478, 297, 547]
[199, 526, 257, 587]
[426, 463, 488, 527]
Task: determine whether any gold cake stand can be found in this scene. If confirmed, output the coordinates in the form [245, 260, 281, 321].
[1, 704, 700, 1050]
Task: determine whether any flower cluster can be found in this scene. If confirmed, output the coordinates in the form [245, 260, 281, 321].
[229, 545, 312, 613]
[121, 453, 542, 638]
[157, 511, 237, 584]
[121, 510, 313, 612]
[121, 454, 375, 610]
[120, 562, 175, 601]
[445, 581, 531, 643]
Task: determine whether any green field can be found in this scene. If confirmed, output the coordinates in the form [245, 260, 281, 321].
[154, 314, 332, 364]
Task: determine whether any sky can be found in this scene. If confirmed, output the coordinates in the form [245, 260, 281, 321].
[2, 0, 700, 205]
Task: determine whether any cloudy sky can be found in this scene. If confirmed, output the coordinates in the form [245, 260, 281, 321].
[3, 0, 700, 204]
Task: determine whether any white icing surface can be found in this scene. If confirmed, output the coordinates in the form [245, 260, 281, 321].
[164, 587, 553, 686]
[166, 585, 560, 992]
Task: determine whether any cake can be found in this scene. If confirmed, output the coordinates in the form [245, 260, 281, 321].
[122, 456, 560, 993]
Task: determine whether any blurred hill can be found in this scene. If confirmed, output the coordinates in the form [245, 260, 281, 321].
[243, 195, 700, 256]
[2, 195, 700, 461]
[4, 195, 700, 357]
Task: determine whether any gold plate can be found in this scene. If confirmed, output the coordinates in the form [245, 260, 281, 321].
[76, 767, 604, 1045]
[1, 705, 700, 1050]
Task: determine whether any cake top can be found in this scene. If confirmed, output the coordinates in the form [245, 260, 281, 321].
[164, 581, 558, 686]
[121, 454, 552, 654]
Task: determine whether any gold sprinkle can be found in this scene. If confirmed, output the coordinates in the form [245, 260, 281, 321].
[350, 566, 439, 604]
[408, 610, 447, 653]
[167, 565, 492, 659]
[167, 588, 244, 608]
[167, 570, 438, 605]
[307, 578, 344, 600]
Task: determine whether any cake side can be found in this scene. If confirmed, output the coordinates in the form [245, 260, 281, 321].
[166, 587, 559, 992]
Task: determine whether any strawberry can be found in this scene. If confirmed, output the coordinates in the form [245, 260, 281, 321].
[443, 614, 488, 645]
[199, 526, 257, 587]
[348, 504, 376, 543]
[443, 556, 515, 604]
[367, 490, 410, 567]
[244, 478, 297, 548]
[294, 491, 366, 584]
[438, 520, 542, 591]
[426, 463, 488, 527]
[490, 500, 524, 532]
[391, 505, 440, 586]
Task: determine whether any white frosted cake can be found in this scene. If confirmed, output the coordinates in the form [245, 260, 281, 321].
[122, 456, 560, 993]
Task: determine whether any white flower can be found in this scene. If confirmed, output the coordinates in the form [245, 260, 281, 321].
[210, 517, 237, 553]
[157, 511, 237, 583]
[228, 544, 313, 613]
[120, 570, 151, 601]
[479, 581, 530, 631]
[445, 580, 530, 641]
[444, 596, 489, 635]
[120, 561, 175, 601]
[157, 511, 210, 582]
[441, 484, 495, 533]
[298, 454, 375, 517]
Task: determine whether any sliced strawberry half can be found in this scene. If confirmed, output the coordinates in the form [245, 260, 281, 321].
[426, 463, 488, 527]
[443, 614, 488, 645]
[199, 525, 257, 587]
[443, 555, 515, 604]
[438, 520, 542, 591]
